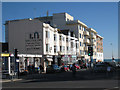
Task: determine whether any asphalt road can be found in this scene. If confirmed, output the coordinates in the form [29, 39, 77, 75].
[2, 69, 120, 89]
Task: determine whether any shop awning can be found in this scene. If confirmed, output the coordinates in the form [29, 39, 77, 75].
[47, 58, 53, 61]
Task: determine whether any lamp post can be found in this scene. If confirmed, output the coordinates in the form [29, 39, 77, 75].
[110, 43, 114, 60]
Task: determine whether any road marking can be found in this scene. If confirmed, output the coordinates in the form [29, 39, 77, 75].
[114, 87, 119, 88]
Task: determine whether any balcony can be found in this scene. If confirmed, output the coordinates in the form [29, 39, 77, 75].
[84, 31, 89, 36]
[91, 35, 96, 39]
[84, 39, 90, 44]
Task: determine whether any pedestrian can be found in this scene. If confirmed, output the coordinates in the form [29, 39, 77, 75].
[106, 65, 111, 77]
[86, 63, 88, 69]
[72, 63, 76, 77]
[32, 64, 35, 74]
[39, 64, 43, 74]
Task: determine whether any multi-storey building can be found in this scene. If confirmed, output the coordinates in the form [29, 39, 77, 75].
[96, 34, 104, 62]
[5, 18, 79, 73]
[36, 12, 103, 63]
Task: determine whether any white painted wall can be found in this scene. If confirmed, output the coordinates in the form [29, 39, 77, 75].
[97, 52, 104, 62]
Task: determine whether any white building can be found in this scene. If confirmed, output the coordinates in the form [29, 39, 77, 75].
[36, 12, 103, 63]
[96, 34, 104, 62]
[5, 18, 79, 73]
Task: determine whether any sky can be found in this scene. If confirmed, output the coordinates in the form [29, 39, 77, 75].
[1, 2, 118, 59]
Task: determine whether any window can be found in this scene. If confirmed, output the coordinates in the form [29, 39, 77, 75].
[60, 46, 62, 52]
[63, 37, 64, 41]
[80, 34, 81, 38]
[83, 27, 84, 31]
[67, 46, 69, 51]
[79, 25, 81, 30]
[80, 50, 82, 54]
[66, 38, 68, 42]
[81, 26, 83, 31]
[84, 28, 86, 31]
[54, 46, 57, 53]
[60, 35, 62, 41]
[46, 44, 49, 52]
[63, 46, 65, 51]
[80, 42, 81, 46]
[76, 43, 79, 48]
[84, 36, 86, 39]
[94, 39, 96, 42]
[71, 42, 73, 48]
[95, 52, 96, 55]
[67, 18, 69, 21]
[97, 48, 98, 51]
[46, 31, 50, 38]
[54, 34, 57, 41]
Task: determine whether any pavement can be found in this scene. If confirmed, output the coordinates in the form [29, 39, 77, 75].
[1, 69, 119, 82]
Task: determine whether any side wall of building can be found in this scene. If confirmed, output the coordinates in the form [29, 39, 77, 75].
[6, 19, 43, 55]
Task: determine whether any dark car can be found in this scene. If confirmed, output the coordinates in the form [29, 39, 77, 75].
[46, 64, 61, 73]
[93, 63, 116, 73]
[93, 64, 107, 73]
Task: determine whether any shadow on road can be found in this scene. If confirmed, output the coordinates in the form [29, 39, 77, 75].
[20, 69, 120, 83]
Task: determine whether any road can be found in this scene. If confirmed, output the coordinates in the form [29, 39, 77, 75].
[1, 69, 120, 90]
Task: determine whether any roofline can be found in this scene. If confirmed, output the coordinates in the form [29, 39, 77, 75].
[87, 28, 97, 33]
[97, 34, 104, 39]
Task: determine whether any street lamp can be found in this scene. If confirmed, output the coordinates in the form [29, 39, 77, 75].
[110, 43, 114, 60]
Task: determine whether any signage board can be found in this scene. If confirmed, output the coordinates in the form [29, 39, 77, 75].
[1, 53, 9, 57]
[25, 32, 42, 54]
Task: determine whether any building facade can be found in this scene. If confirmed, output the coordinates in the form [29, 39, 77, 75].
[96, 34, 104, 62]
[36, 12, 103, 63]
[5, 18, 79, 73]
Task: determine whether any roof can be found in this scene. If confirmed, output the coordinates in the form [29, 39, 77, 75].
[66, 20, 88, 27]
[97, 34, 104, 39]
[87, 28, 97, 33]
[5, 18, 34, 25]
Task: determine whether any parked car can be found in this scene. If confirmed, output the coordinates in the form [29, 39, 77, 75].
[75, 64, 80, 69]
[61, 65, 70, 72]
[46, 64, 61, 73]
[93, 63, 116, 73]
[80, 63, 87, 69]
[93, 64, 107, 73]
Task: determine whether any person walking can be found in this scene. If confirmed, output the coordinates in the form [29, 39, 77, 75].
[39, 64, 43, 74]
[72, 63, 76, 78]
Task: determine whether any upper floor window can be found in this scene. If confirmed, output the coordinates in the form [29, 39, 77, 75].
[59, 35, 62, 41]
[80, 50, 82, 54]
[46, 44, 49, 52]
[63, 46, 65, 51]
[79, 25, 81, 30]
[80, 42, 81, 46]
[67, 46, 69, 51]
[54, 34, 57, 41]
[60, 46, 62, 52]
[66, 38, 68, 42]
[54, 45, 57, 53]
[71, 42, 73, 48]
[83, 27, 84, 31]
[80, 34, 81, 38]
[46, 31, 50, 38]
[76, 43, 79, 49]
[63, 37, 65, 41]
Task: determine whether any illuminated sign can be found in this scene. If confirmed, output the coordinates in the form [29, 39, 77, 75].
[1, 53, 9, 57]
